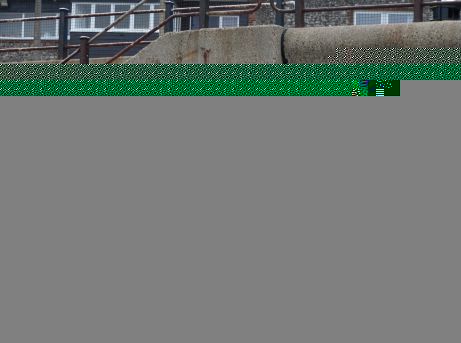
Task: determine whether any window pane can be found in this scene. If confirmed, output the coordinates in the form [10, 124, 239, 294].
[95, 4, 111, 29]
[190, 16, 199, 30]
[209, 16, 219, 28]
[153, 5, 160, 29]
[74, 4, 91, 29]
[221, 16, 239, 27]
[41, 13, 58, 39]
[388, 13, 413, 23]
[114, 5, 131, 29]
[356, 13, 381, 25]
[0, 13, 22, 38]
[173, 17, 180, 32]
[24, 13, 34, 38]
[134, 4, 150, 29]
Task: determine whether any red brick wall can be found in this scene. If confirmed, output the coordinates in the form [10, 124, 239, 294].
[248, 12, 256, 25]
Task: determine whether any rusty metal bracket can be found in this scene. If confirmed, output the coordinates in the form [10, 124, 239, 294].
[59, 0, 153, 64]
[270, 0, 294, 14]
[104, 0, 263, 63]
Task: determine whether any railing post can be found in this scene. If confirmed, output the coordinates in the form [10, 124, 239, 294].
[295, 0, 304, 27]
[437, 0, 442, 21]
[33, 0, 42, 46]
[275, 0, 285, 26]
[413, 0, 423, 22]
[165, 1, 174, 33]
[80, 36, 90, 64]
[58, 8, 69, 59]
[199, 0, 209, 28]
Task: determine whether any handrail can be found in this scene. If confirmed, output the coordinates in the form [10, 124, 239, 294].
[0, 40, 155, 54]
[0, 1, 260, 59]
[59, 0, 153, 64]
[270, 0, 461, 14]
[0, 15, 59, 24]
[65, 9, 163, 19]
[0, 45, 59, 53]
[174, 4, 257, 12]
[1, 3, 260, 58]
[104, 12, 198, 64]
[0, 9, 163, 25]
[3, 0, 460, 63]
[269, 0, 293, 13]
[105, 0, 263, 64]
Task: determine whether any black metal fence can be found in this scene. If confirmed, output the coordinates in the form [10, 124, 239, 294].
[0, 0, 161, 39]
[104, 0, 262, 63]
[0, 0, 163, 62]
[272, 0, 461, 27]
[173, 0, 250, 31]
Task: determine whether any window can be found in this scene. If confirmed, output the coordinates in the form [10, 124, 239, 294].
[71, 2, 160, 32]
[0, 13, 22, 38]
[189, 15, 240, 29]
[354, 11, 413, 25]
[173, 17, 181, 32]
[0, 12, 59, 39]
[39, 15, 58, 39]
[134, 4, 151, 29]
[220, 16, 239, 28]
[74, 4, 92, 29]
[114, 4, 131, 29]
[95, 4, 111, 29]
[388, 13, 414, 24]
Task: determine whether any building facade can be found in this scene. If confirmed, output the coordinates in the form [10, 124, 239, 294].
[251, 0, 439, 28]
[0, 0, 251, 61]
[0, 0, 164, 59]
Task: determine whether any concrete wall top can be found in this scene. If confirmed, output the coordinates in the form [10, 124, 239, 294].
[125, 25, 285, 64]
[125, 21, 461, 64]
[283, 21, 461, 63]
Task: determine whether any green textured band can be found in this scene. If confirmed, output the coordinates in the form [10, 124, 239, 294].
[0, 64, 456, 80]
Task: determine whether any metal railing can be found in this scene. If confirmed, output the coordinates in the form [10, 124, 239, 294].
[104, 0, 263, 63]
[0, 0, 164, 62]
[0, 0, 262, 63]
[270, 0, 461, 27]
[1, 0, 461, 63]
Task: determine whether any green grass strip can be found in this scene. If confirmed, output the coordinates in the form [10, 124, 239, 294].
[0, 79, 373, 96]
[0, 64, 458, 80]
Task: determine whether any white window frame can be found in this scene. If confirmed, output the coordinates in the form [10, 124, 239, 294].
[0, 13, 59, 40]
[188, 15, 240, 29]
[71, 2, 160, 33]
[353, 11, 414, 25]
[173, 17, 181, 32]
[219, 16, 239, 28]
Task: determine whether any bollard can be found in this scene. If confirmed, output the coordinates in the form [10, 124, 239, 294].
[58, 8, 69, 59]
[165, 1, 174, 33]
[413, 0, 423, 22]
[199, 0, 209, 28]
[295, 0, 304, 27]
[80, 36, 90, 64]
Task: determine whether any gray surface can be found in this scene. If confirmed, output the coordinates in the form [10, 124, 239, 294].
[126, 25, 284, 64]
[284, 21, 461, 63]
[327, 47, 461, 64]
[1, 93, 460, 343]
[126, 22, 461, 64]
